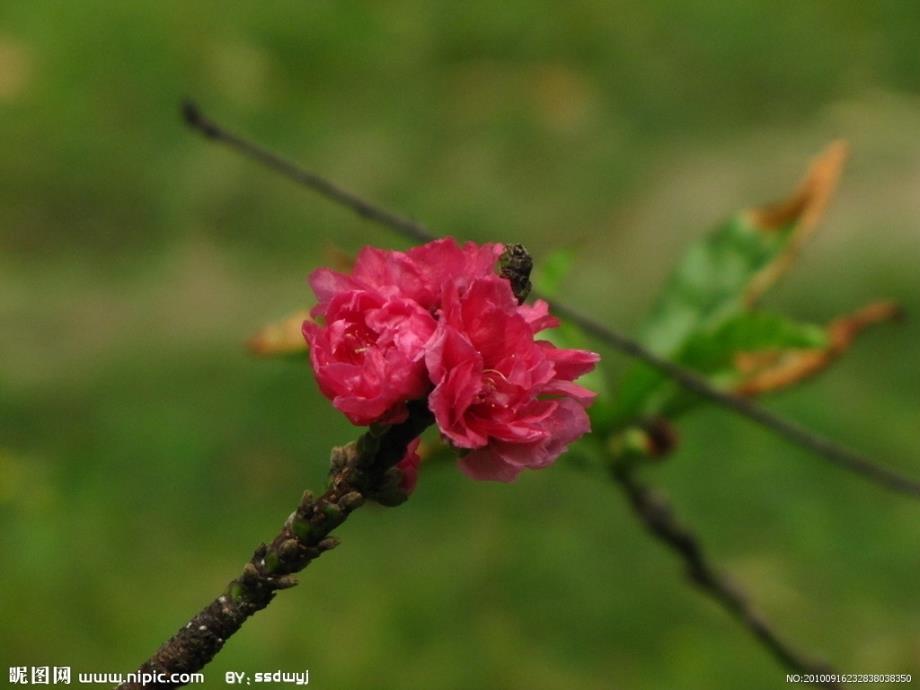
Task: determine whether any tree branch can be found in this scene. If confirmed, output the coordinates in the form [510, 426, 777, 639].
[117, 402, 433, 690]
[556, 301, 920, 498]
[611, 460, 841, 689]
[180, 99, 920, 500]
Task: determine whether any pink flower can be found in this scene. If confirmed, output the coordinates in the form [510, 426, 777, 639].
[310, 238, 502, 313]
[404, 238, 504, 308]
[425, 275, 599, 482]
[396, 438, 422, 494]
[305, 237, 600, 482]
[303, 288, 436, 426]
[304, 238, 502, 426]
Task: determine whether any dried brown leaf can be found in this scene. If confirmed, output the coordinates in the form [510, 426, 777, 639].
[247, 310, 310, 358]
[734, 301, 902, 396]
[744, 140, 849, 304]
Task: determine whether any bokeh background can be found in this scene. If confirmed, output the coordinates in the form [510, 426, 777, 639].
[1, 3, 919, 689]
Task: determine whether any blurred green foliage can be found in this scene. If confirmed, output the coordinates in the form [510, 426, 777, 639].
[1, 2, 919, 689]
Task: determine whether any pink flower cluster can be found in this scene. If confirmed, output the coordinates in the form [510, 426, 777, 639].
[303, 238, 599, 483]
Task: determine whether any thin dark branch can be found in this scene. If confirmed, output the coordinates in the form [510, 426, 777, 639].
[181, 99, 920, 500]
[117, 402, 433, 690]
[611, 461, 840, 689]
[552, 300, 920, 498]
[181, 100, 433, 245]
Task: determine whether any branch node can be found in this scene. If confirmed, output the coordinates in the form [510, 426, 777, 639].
[181, 99, 219, 139]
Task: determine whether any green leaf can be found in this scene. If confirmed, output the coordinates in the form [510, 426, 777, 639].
[732, 301, 901, 398]
[605, 142, 849, 428]
[637, 214, 795, 354]
[679, 312, 827, 373]
[613, 312, 828, 424]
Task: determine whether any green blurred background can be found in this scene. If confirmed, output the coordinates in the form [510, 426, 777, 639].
[1, 2, 918, 688]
